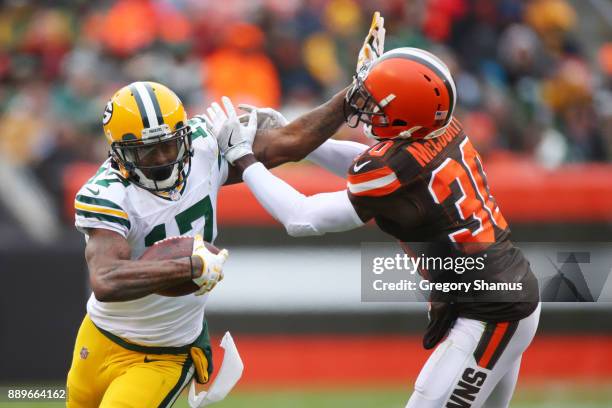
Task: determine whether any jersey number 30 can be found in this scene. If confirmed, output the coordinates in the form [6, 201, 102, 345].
[428, 139, 507, 243]
[144, 196, 214, 247]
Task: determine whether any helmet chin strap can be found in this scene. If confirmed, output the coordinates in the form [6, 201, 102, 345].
[363, 123, 378, 140]
[423, 121, 453, 139]
[363, 123, 420, 140]
[363, 118, 453, 141]
[397, 126, 423, 139]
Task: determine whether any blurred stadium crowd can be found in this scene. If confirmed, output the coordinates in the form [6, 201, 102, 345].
[0, 0, 611, 216]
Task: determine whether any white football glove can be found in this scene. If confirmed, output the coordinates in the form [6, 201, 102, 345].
[204, 96, 257, 165]
[191, 234, 229, 295]
[356, 11, 385, 73]
[238, 104, 289, 130]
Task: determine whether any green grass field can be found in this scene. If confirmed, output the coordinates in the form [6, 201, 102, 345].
[1, 384, 611, 407]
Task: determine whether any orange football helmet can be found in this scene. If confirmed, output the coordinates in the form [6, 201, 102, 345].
[344, 47, 457, 140]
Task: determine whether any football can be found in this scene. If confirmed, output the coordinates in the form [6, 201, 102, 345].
[139, 236, 220, 297]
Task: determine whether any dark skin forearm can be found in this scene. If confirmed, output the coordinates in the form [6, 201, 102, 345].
[224, 87, 352, 184]
[253, 87, 349, 168]
[92, 259, 195, 302]
[85, 228, 203, 302]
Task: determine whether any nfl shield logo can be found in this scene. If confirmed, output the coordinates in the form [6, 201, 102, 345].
[80, 347, 89, 360]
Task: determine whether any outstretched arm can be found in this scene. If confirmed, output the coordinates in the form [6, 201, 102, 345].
[233, 155, 367, 237]
[251, 88, 349, 169]
[209, 94, 371, 236]
[214, 90, 351, 185]
[305, 139, 369, 177]
[237, 102, 369, 177]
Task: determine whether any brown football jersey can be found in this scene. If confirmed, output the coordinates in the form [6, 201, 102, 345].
[347, 119, 538, 322]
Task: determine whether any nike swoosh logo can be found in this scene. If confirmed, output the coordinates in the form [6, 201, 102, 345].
[227, 129, 235, 148]
[353, 160, 371, 172]
[144, 356, 163, 363]
[86, 187, 100, 196]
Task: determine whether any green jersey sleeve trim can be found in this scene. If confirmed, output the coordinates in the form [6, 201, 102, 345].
[75, 209, 131, 229]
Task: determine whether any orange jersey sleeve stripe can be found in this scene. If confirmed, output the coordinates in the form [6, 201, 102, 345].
[347, 166, 394, 184]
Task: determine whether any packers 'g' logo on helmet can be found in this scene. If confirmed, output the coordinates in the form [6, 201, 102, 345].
[102, 101, 113, 125]
[103, 81, 193, 192]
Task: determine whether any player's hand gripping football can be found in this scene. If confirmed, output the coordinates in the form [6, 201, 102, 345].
[356, 11, 385, 73]
[204, 96, 257, 165]
[238, 104, 289, 130]
[191, 234, 229, 295]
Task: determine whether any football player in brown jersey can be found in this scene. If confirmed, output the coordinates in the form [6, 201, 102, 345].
[208, 43, 540, 408]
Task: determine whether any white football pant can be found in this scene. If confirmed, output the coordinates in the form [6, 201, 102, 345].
[406, 303, 541, 408]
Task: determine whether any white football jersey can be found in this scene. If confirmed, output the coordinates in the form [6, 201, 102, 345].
[74, 117, 228, 347]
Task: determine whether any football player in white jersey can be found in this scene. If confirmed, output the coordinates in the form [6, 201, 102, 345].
[67, 80, 351, 407]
